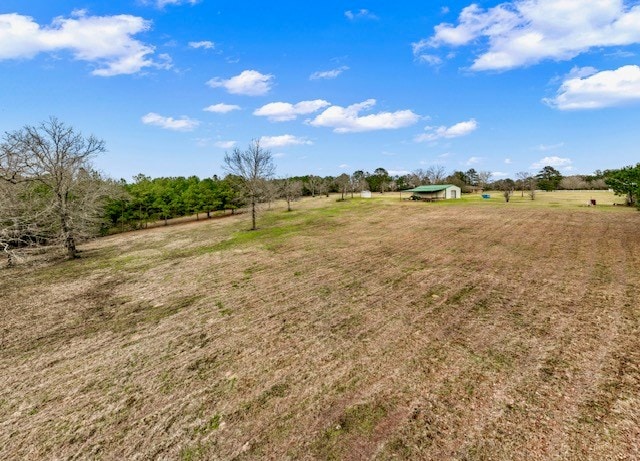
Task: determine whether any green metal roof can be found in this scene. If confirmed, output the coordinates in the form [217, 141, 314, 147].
[403, 185, 456, 192]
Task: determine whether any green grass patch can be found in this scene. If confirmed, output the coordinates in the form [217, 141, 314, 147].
[314, 402, 387, 460]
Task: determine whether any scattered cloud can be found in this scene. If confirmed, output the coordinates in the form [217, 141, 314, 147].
[273, 152, 286, 158]
[214, 140, 236, 149]
[339, 163, 350, 169]
[415, 118, 477, 142]
[389, 169, 411, 176]
[144, 0, 199, 8]
[415, 53, 443, 66]
[141, 112, 199, 131]
[536, 142, 565, 151]
[254, 99, 330, 122]
[207, 70, 274, 96]
[203, 103, 241, 113]
[465, 156, 482, 165]
[492, 171, 510, 177]
[531, 156, 572, 169]
[417, 0, 640, 71]
[259, 135, 312, 148]
[309, 66, 349, 80]
[544, 65, 640, 110]
[189, 40, 214, 49]
[0, 11, 163, 76]
[344, 9, 378, 21]
[504, 158, 512, 164]
[309, 99, 419, 133]
[441, 6, 450, 14]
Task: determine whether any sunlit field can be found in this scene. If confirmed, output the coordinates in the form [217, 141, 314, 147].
[1, 192, 638, 460]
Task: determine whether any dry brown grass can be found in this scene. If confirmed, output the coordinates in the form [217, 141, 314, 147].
[1, 195, 639, 460]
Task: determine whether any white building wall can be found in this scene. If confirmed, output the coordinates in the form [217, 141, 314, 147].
[445, 186, 462, 199]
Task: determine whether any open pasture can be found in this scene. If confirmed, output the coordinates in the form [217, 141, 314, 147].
[1, 193, 639, 460]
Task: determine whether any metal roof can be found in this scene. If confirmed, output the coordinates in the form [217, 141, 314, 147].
[403, 185, 457, 192]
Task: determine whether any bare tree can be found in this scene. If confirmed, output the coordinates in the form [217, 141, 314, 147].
[317, 178, 330, 197]
[412, 168, 430, 185]
[1, 117, 107, 259]
[477, 171, 493, 191]
[335, 173, 350, 200]
[527, 177, 537, 200]
[560, 176, 589, 190]
[261, 179, 279, 210]
[497, 178, 515, 202]
[223, 140, 276, 230]
[516, 171, 532, 197]
[0, 180, 48, 266]
[279, 178, 303, 211]
[425, 165, 447, 184]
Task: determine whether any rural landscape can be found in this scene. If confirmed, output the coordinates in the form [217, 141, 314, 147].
[3, 0, 640, 460]
[1, 120, 640, 459]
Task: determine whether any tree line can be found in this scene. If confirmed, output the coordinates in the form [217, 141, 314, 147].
[2, 118, 639, 265]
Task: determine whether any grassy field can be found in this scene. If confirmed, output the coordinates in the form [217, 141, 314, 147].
[1, 191, 639, 460]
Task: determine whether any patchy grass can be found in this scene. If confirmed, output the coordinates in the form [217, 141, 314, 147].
[1, 193, 639, 460]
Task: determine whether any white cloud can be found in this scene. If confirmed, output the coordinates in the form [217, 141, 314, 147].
[465, 156, 482, 165]
[388, 169, 411, 176]
[207, 70, 274, 96]
[0, 12, 161, 76]
[254, 99, 330, 122]
[273, 152, 286, 158]
[504, 158, 512, 164]
[309, 99, 419, 133]
[415, 54, 443, 66]
[189, 40, 214, 49]
[339, 163, 350, 169]
[309, 66, 349, 80]
[544, 65, 640, 110]
[214, 140, 236, 149]
[492, 171, 510, 177]
[141, 112, 199, 131]
[531, 156, 572, 169]
[419, 0, 640, 71]
[259, 135, 312, 148]
[415, 118, 477, 142]
[344, 9, 378, 20]
[203, 103, 241, 113]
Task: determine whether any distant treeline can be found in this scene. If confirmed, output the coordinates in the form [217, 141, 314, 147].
[103, 166, 628, 233]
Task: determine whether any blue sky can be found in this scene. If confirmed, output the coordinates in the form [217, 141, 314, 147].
[1, 0, 640, 181]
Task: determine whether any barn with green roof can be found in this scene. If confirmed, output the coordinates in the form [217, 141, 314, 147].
[403, 184, 462, 201]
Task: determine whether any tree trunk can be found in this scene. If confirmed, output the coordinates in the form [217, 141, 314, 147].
[60, 208, 77, 259]
[251, 199, 257, 230]
[66, 236, 77, 259]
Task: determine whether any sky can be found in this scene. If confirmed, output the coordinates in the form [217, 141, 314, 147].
[1, 0, 640, 181]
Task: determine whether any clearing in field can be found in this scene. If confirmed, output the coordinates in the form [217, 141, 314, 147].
[1, 192, 639, 460]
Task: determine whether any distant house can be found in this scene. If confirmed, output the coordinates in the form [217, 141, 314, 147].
[404, 184, 462, 201]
